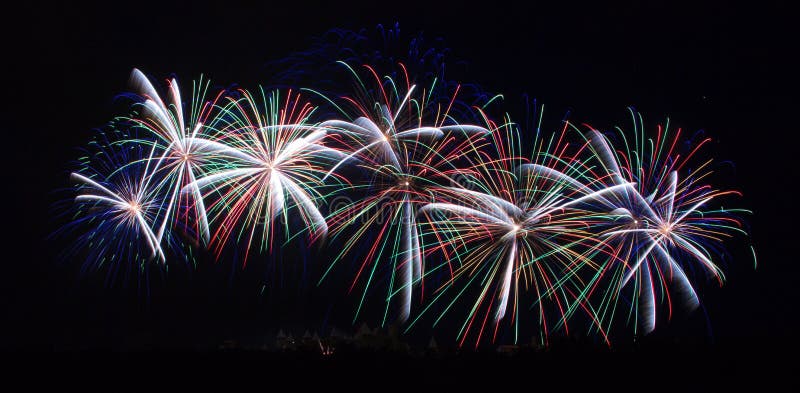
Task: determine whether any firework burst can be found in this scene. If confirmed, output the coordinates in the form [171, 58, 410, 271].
[123, 69, 230, 246]
[577, 109, 751, 335]
[318, 62, 489, 323]
[411, 108, 633, 347]
[186, 88, 345, 264]
[63, 130, 171, 283]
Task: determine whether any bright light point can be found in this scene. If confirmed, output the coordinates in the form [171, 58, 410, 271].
[404, 181, 409, 186]
[513, 224, 521, 232]
[128, 201, 141, 213]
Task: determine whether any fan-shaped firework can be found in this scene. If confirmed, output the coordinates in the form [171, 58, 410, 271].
[63, 131, 170, 281]
[411, 108, 634, 346]
[123, 69, 227, 246]
[187, 88, 344, 264]
[318, 62, 489, 323]
[577, 109, 751, 335]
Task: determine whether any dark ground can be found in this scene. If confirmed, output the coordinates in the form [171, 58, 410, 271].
[1, 0, 797, 389]
[8, 342, 797, 390]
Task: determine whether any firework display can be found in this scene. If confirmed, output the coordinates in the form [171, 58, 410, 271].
[61, 60, 750, 346]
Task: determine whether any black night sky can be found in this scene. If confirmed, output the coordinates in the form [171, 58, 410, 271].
[2, 0, 797, 388]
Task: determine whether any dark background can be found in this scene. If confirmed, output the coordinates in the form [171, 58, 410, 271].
[2, 0, 796, 387]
